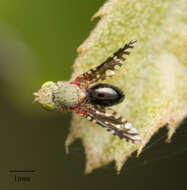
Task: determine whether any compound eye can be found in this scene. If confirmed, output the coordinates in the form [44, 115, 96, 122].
[43, 104, 55, 111]
[41, 81, 54, 88]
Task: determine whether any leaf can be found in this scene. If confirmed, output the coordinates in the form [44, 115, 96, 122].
[65, 0, 187, 174]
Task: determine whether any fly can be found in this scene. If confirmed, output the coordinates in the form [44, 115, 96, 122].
[33, 40, 141, 143]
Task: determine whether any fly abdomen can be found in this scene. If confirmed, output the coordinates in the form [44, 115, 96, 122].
[87, 83, 125, 107]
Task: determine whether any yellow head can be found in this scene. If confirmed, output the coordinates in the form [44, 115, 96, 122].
[33, 81, 56, 111]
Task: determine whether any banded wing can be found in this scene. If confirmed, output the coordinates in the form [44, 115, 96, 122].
[76, 104, 141, 143]
[72, 40, 137, 87]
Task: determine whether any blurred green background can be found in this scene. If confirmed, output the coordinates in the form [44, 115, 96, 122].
[0, 0, 187, 190]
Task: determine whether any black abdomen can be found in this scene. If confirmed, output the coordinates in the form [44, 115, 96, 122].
[87, 83, 125, 107]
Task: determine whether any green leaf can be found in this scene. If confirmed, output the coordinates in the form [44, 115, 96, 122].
[66, 0, 187, 173]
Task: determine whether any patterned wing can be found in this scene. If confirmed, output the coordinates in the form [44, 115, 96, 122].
[75, 104, 141, 143]
[72, 40, 136, 87]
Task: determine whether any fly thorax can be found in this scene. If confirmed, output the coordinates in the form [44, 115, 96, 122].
[53, 83, 80, 110]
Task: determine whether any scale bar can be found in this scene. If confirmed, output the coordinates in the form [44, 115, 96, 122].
[8, 170, 36, 173]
